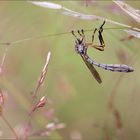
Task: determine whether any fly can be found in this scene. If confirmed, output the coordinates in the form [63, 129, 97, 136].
[72, 21, 134, 84]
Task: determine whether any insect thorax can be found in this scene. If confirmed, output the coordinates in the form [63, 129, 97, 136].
[75, 41, 87, 54]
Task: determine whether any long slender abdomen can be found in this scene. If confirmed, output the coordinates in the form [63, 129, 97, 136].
[97, 63, 134, 72]
[84, 55, 134, 72]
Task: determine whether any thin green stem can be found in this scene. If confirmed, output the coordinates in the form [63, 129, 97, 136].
[0, 26, 139, 47]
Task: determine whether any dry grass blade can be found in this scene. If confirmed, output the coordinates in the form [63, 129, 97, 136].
[124, 29, 140, 39]
[28, 1, 62, 9]
[29, 1, 140, 39]
[33, 51, 51, 97]
[0, 89, 4, 113]
[29, 1, 127, 26]
[114, 1, 140, 23]
[31, 96, 47, 113]
[0, 46, 9, 75]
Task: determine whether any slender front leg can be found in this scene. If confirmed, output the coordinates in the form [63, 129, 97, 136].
[81, 29, 86, 43]
[72, 30, 79, 41]
[77, 29, 86, 43]
[89, 21, 106, 51]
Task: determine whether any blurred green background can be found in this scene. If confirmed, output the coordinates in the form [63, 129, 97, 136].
[0, 1, 140, 139]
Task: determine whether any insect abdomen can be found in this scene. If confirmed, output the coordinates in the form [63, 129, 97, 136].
[99, 64, 134, 72]
[84, 55, 134, 72]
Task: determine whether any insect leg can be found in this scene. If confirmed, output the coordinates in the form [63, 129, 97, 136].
[99, 20, 106, 32]
[88, 21, 106, 51]
[98, 30, 104, 46]
[81, 29, 86, 43]
[72, 30, 79, 41]
[77, 29, 87, 45]
[77, 30, 83, 37]
[98, 20, 105, 47]
[92, 28, 97, 43]
[78, 29, 86, 42]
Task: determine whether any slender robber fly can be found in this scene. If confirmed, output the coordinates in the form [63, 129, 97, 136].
[72, 21, 134, 84]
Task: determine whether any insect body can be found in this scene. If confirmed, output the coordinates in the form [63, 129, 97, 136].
[72, 21, 134, 84]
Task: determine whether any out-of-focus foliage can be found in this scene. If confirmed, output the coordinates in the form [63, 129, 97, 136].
[0, 1, 140, 139]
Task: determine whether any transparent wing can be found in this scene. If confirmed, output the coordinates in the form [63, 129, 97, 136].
[80, 54, 102, 84]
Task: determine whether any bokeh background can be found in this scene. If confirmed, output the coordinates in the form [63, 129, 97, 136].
[0, 1, 140, 139]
